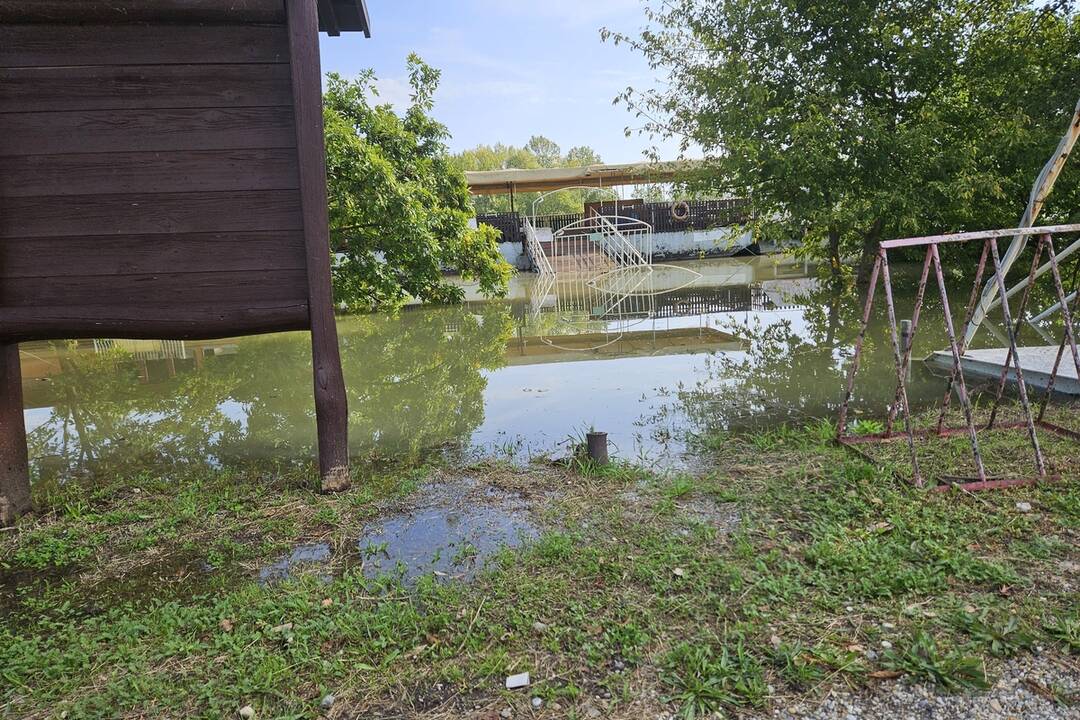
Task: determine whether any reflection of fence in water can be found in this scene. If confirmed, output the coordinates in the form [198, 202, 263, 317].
[93, 338, 188, 361]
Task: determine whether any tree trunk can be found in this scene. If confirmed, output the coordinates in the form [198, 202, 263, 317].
[857, 218, 883, 286]
[827, 224, 843, 286]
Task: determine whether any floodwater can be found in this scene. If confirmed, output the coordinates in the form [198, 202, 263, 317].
[256, 478, 540, 586]
[19, 255, 1016, 480]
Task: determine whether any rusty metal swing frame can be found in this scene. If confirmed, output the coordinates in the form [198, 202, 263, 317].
[836, 224, 1080, 491]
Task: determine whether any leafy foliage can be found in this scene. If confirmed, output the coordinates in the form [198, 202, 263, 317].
[324, 55, 511, 311]
[883, 632, 991, 691]
[661, 639, 768, 717]
[603, 1, 1080, 279]
[452, 135, 609, 215]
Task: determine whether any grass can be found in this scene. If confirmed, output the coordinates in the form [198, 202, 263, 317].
[1, 415, 1078, 719]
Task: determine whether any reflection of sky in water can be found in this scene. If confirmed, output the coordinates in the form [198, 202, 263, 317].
[468, 303, 832, 465]
[476, 353, 703, 464]
[23, 407, 52, 434]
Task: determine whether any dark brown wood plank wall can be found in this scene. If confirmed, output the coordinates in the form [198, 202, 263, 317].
[0, 108, 298, 156]
[0, 3, 309, 341]
[1, 150, 300, 197]
[0, 303, 310, 342]
[1, 232, 307, 277]
[0, 1, 287, 25]
[3, 191, 302, 237]
[1, 270, 309, 306]
[0, 25, 290, 67]
[0, 64, 294, 113]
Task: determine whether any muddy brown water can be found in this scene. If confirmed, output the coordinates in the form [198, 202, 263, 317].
[12, 255, 1030, 588]
[21, 256, 1016, 477]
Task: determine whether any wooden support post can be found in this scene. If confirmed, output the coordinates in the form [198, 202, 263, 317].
[287, 0, 350, 492]
[0, 343, 31, 526]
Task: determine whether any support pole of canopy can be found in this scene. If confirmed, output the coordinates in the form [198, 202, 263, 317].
[964, 97, 1080, 348]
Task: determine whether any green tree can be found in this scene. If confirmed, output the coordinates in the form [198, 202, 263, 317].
[564, 145, 602, 167]
[453, 137, 608, 215]
[450, 142, 541, 173]
[526, 135, 563, 167]
[323, 54, 511, 311]
[604, 1, 1080, 283]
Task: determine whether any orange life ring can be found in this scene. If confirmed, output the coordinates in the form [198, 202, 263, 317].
[671, 201, 690, 221]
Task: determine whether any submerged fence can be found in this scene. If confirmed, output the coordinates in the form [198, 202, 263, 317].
[477, 198, 750, 244]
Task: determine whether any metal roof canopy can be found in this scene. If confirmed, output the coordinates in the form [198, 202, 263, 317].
[465, 161, 700, 195]
[317, 0, 370, 37]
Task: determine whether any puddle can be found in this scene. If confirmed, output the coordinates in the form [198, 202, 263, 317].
[258, 543, 334, 585]
[357, 502, 538, 584]
[674, 496, 740, 533]
[256, 479, 542, 587]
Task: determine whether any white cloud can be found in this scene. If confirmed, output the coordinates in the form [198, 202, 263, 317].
[373, 76, 412, 108]
[419, 26, 551, 80]
[439, 78, 543, 103]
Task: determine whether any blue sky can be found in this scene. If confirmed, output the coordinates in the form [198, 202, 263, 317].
[318, 0, 683, 164]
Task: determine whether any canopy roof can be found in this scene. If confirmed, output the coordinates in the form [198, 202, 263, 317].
[317, 0, 370, 36]
[465, 161, 701, 195]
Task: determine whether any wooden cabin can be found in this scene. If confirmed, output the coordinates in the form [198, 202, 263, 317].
[0, 0, 371, 524]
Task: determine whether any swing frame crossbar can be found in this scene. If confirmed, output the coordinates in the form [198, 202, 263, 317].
[836, 224, 1080, 492]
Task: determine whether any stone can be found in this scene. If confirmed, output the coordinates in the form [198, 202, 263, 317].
[532, 621, 548, 634]
[505, 672, 530, 690]
[880, 640, 892, 649]
[531, 697, 543, 709]
[239, 706, 255, 720]
[500, 708, 512, 719]
[1015, 502, 1032, 513]
[320, 694, 335, 709]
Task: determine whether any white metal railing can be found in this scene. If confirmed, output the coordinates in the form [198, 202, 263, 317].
[525, 209, 661, 350]
[548, 214, 652, 274]
[523, 215, 554, 278]
[592, 214, 651, 267]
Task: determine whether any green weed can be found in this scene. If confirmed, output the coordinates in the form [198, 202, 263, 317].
[883, 631, 991, 691]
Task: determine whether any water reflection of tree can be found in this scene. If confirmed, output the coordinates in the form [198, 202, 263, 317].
[676, 282, 942, 434]
[26, 342, 239, 478]
[216, 303, 513, 464]
[28, 305, 514, 478]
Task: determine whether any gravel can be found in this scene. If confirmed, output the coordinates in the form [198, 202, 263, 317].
[769, 654, 1078, 720]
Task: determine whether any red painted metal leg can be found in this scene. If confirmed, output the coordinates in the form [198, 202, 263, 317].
[1037, 254, 1080, 422]
[988, 239, 1046, 477]
[879, 248, 923, 485]
[837, 253, 881, 440]
[988, 237, 1044, 428]
[885, 246, 932, 437]
[936, 239, 990, 435]
[931, 244, 987, 483]
[1043, 235, 1080, 385]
